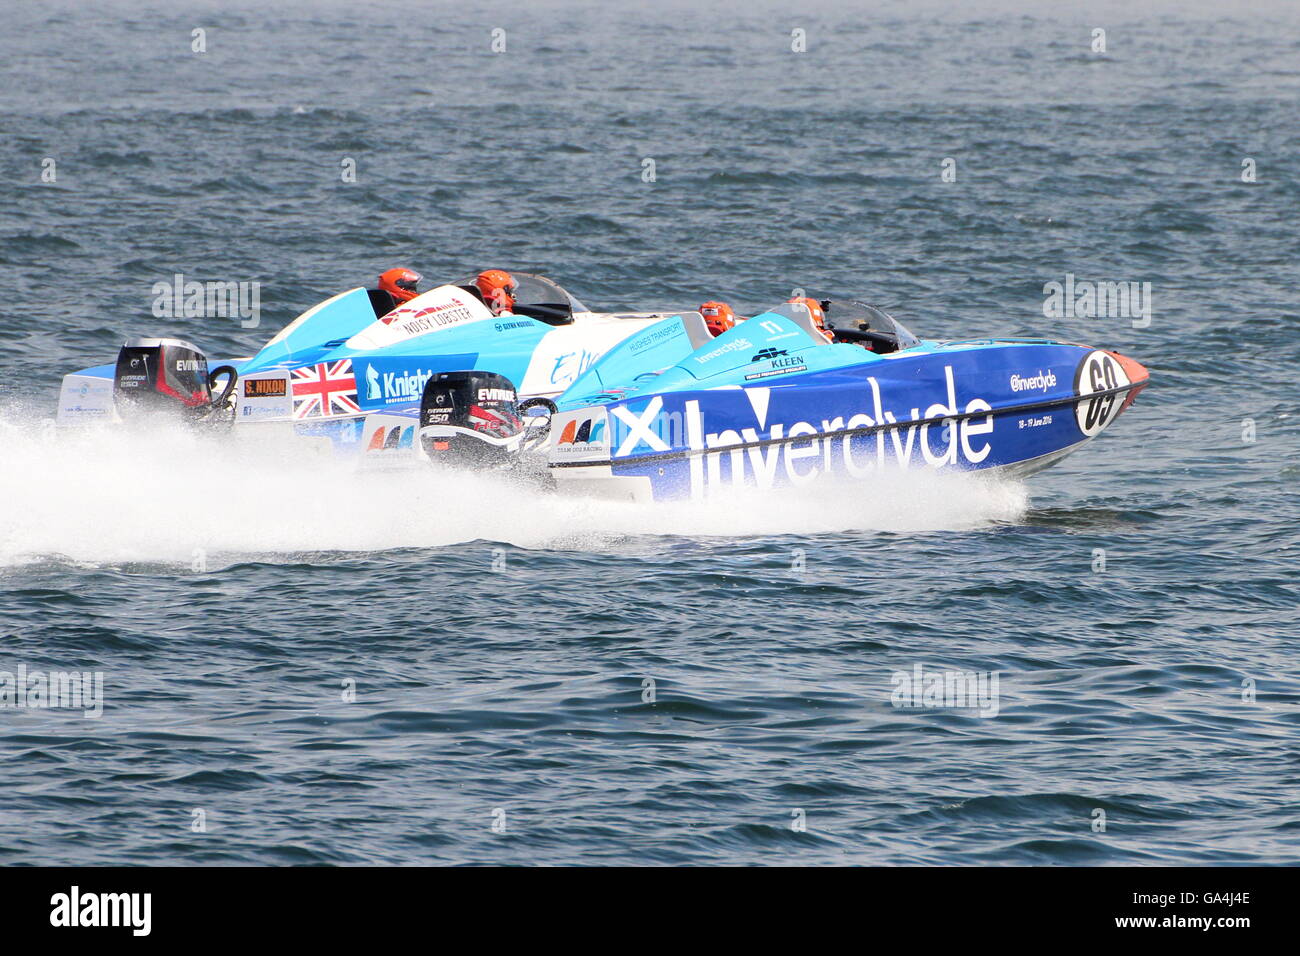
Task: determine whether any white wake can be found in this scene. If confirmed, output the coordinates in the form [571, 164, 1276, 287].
[0, 410, 1029, 568]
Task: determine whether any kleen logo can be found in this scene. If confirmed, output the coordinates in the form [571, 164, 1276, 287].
[744, 359, 806, 381]
[1010, 370, 1058, 393]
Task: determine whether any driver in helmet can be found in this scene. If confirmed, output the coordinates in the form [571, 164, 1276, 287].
[788, 296, 834, 344]
[699, 301, 739, 337]
[378, 267, 421, 304]
[371, 267, 422, 317]
[476, 270, 519, 316]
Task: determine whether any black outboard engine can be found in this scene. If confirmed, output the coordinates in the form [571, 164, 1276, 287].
[418, 371, 526, 468]
[113, 337, 237, 424]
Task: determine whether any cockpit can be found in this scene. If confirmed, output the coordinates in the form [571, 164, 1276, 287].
[453, 272, 588, 326]
[821, 299, 921, 353]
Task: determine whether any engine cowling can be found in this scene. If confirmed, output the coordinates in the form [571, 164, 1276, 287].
[113, 337, 236, 423]
[418, 371, 525, 467]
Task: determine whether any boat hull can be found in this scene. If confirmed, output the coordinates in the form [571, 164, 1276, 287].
[548, 340, 1150, 501]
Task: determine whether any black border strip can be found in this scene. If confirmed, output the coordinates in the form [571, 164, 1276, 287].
[2, 864, 1270, 941]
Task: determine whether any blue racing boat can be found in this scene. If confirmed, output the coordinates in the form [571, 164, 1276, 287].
[518, 299, 1151, 500]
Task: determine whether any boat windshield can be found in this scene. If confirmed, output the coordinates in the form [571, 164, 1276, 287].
[822, 300, 921, 352]
[453, 272, 588, 325]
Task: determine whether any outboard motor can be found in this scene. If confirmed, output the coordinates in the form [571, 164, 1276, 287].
[113, 337, 237, 424]
[418, 371, 526, 468]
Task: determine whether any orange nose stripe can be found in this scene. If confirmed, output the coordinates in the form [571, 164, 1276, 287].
[1107, 351, 1150, 385]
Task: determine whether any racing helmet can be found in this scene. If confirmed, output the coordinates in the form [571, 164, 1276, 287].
[378, 267, 422, 304]
[699, 301, 737, 337]
[476, 269, 519, 315]
[788, 296, 833, 343]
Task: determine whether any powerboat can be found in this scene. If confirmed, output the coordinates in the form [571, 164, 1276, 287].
[56, 281, 1151, 501]
[415, 299, 1151, 500]
[56, 274, 686, 456]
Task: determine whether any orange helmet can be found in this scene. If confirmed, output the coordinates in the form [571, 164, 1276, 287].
[378, 267, 421, 304]
[476, 269, 518, 315]
[788, 296, 833, 342]
[699, 301, 737, 337]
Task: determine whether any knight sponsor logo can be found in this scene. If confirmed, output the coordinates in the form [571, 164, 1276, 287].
[365, 364, 435, 404]
[693, 337, 752, 365]
[385, 369, 433, 401]
[243, 378, 287, 398]
[1009, 369, 1057, 393]
[608, 365, 995, 495]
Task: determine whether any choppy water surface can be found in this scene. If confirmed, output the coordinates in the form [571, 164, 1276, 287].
[0, 0, 1297, 864]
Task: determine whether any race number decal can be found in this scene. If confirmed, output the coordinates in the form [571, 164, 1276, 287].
[1073, 350, 1131, 438]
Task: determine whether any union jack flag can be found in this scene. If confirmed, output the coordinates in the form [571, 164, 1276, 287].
[291, 359, 360, 419]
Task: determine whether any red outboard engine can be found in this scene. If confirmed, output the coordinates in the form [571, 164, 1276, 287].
[113, 337, 237, 424]
[418, 371, 525, 467]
